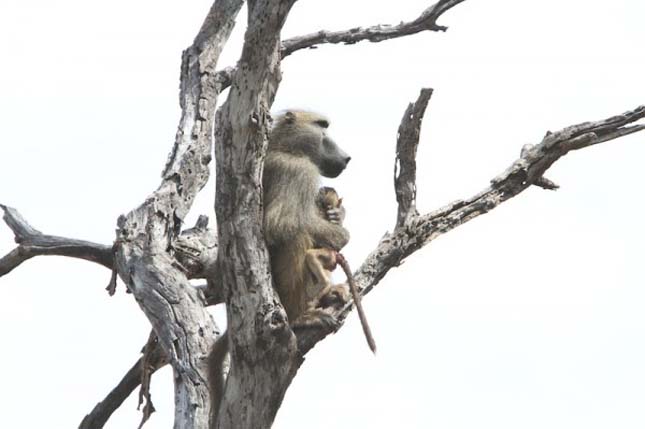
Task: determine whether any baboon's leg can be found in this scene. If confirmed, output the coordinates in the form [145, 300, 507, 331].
[305, 248, 334, 288]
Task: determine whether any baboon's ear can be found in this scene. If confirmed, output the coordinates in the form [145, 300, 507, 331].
[284, 111, 296, 123]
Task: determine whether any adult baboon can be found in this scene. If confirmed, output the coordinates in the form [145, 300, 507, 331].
[263, 110, 351, 327]
[209, 111, 351, 425]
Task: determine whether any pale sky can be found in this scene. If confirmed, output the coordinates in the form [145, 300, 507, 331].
[1, 1, 645, 428]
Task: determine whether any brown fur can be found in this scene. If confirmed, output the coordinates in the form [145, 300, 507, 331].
[305, 188, 376, 353]
[304, 187, 346, 307]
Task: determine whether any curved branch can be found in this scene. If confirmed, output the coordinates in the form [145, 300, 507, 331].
[211, 0, 467, 91]
[213, 1, 300, 427]
[296, 104, 645, 354]
[0, 205, 113, 277]
[79, 337, 168, 429]
[282, 0, 465, 56]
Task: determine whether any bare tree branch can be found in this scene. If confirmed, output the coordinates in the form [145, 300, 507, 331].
[395, 88, 433, 228]
[296, 103, 645, 354]
[282, 0, 465, 56]
[211, 0, 466, 91]
[0, 205, 113, 277]
[79, 338, 168, 429]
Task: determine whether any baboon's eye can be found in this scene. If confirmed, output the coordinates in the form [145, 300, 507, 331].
[314, 119, 330, 129]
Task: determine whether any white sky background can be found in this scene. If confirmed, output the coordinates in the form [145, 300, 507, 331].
[1, 0, 645, 428]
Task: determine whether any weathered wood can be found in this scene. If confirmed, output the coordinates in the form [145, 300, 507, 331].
[395, 88, 433, 228]
[173, 216, 218, 281]
[210, 0, 466, 92]
[281, 0, 465, 55]
[212, 1, 300, 427]
[0, 205, 113, 276]
[112, 1, 244, 428]
[78, 337, 168, 429]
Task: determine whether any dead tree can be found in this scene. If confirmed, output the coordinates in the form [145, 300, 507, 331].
[1, 1, 644, 428]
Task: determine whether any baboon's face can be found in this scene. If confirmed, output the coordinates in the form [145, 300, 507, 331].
[308, 121, 351, 178]
[271, 112, 351, 177]
[318, 136, 350, 177]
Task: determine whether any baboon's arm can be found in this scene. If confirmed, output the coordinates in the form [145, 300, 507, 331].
[308, 217, 349, 251]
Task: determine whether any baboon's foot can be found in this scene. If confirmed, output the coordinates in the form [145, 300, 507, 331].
[292, 308, 340, 331]
[315, 283, 350, 310]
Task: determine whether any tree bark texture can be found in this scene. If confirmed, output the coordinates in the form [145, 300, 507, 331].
[112, 1, 244, 427]
[212, 1, 300, 427]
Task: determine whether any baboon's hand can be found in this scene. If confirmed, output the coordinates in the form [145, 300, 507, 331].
[316, 284, 350, 309]
[325, 205, 345, 225]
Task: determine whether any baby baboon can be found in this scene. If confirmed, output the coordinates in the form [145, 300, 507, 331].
[304, 187, 347, 305]
[307, 187, 377, 353]
[263, 110, 351, 327]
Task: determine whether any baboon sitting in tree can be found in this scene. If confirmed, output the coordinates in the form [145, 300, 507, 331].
[209, 111, 351, 425]
[263, 110, 352, 327]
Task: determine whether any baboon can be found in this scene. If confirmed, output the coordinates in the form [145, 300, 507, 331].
[263, 110, 351, 327]
[209, 111, 351, 425]
[305, 187, 347, 309]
